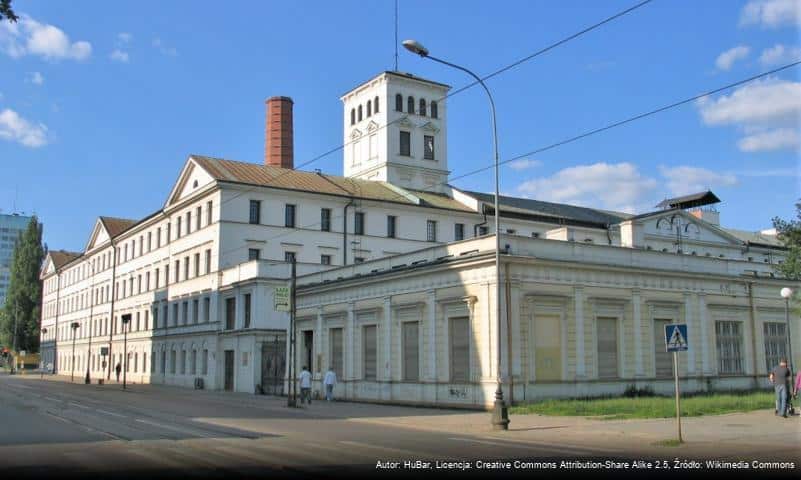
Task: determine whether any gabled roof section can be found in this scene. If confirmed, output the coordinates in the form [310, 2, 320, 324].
[461, 190, 631, 227]
[85, 216, 137, 252]
[40, 250, 80, 278]
[164, 157, 217, 208]
[656, 190, 720, 210]
[625, 208, 746, 246]
[190, 155, 474, 212]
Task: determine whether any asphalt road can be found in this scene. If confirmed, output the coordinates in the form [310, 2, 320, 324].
[0, 373, 792, 480]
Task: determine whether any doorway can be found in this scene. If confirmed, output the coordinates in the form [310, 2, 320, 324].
[224, 350, 235, 391]
[261, 339, 286, 395]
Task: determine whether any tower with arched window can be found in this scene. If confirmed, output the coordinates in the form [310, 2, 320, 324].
[340, 71, 450, 193]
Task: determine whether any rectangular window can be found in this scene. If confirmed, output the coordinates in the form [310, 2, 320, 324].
[205, 249, 212, 274]
[182, 301, 188, 325]
[321, 254, 331, 265]
[330, 328, 344, 380]
[155, 268, 160, 289]
[450, 317, 470, 382]
[170, 350, 176, 374]
[156, 227, 162, 248]
[716, 321, 744, 374]
[321, 208, 331, 232]
[399, 131, 411, 156]
[402, 321, 419, 381]
[166, 223, 171, 244]
[249, 200, 261, 224]
[454, 223, 465, 241]
[426, 220, 437, 242]
[354, 257, 365, 263]
[191, 350, 197, 375]
[203, 297, 210, 323]
[597, 317, 619, 379]
[181, 350, 186, 375]
[363, 325, 377, 380]
[387, 216, 396, 238]
[285, 204, 296, 228]
[153, 307, 159, 329]
[145, 272, 150, 291]
[144, 310, 149, 330]
[184, 256, 189, 280]
[285, 251, 296, 263]
[653, 319, 673, 378]
[248, 248, 261, 261]
[186, 212, 191, 234]
[172, 303, 178, 327]
[225, 297, 236, 330]
[194, 253, 200, 277]
[176, 216, 182, 239]
[163, 305, 168, 328]
[202, 349, 209, 375]
[206, 201, 212, 226]
[423, 135, 435, 160]
[196, 206, 201, 231]
[243, 294, 251, 328]
[192, 299, 199, 324]
[354, 212, 365, 235]
[479, 226, 489, 236]
[764, 322, 788, 372]
[161, 351, 166, 374]
[147, 232, 152, 252]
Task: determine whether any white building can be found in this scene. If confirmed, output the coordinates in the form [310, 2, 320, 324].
[39, 71, 797, 407]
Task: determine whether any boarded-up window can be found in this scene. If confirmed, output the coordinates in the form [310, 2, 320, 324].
[596, 317, 618, 379]
[533, 315, 561, 381]
[654, 319, 673, 378]
[716, 321, 743, 374]
[363, 325, 377, 380]
[403, 322, 419, 381]
[330, 328, 344, 379]
[450, 317, 470, 382]
[764, 322, 787, 372]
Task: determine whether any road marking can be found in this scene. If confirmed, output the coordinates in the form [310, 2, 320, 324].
[96, 409, 126, 418]
[69, 402, 89, 409]
[136, 418, 211, 437]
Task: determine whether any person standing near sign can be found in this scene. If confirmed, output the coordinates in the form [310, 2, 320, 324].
[299, 366, 312, 405]
[324, 367, 337, 402]
[769, 358, 791, 418]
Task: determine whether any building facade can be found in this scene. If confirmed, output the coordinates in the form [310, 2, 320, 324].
[38, 71, 797, 407]
[0, 212, 32, 306]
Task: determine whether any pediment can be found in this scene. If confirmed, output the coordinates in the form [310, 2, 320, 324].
[642, 210, 742, 245]
[366, 121, 379, 133]
[39, 256, 56, 279]
[420, 121, 439, 133]
[164, 157, 216, 208]
[396, 116, 414, 129]
[350, 128, 363, 140]
[85, 218, 111, 252]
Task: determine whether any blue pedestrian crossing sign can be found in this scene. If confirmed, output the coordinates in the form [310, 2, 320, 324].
[665, 324, 688, 352]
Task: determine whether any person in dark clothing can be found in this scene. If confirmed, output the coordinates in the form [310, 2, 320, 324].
[769, 358, 792, 418]
[115, 362, 122, 382]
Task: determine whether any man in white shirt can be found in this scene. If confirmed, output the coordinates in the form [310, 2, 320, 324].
[323, 367, 337, 402]
[298, 366, 312, 405]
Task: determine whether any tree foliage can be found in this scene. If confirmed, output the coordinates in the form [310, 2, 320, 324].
[0, 0, 18, 23]
[772, 201, 801, 281]
[0, 217, 45, 352]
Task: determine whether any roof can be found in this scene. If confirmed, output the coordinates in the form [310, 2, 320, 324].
[99, 216, 137, 238]
[49, 250, 81, 269]
[656, 190, 720, 209]
[191, 155, 474, 212]
[463, 190, 631, 226]
[723, 228, 784, 248]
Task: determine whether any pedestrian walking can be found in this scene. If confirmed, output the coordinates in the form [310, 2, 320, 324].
[115, 362, 121, 382]
[769, 357, 791, 418]
[324, 367, 337, 402]
[299, 366, 312, 405]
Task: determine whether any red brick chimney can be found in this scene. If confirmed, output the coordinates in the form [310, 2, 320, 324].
[265, 96, 294, 169]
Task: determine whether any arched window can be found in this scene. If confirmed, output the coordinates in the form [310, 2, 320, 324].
[407, 96, 415, 114]
[395, 94, 403, 111]
[419, 99, 426, 117]
[430, 101, 438, 119]
[367, 100, 372, 117]
[357, 105, 363, 122]
[350, 108, 355, 125]
[374, 96, 380, 113]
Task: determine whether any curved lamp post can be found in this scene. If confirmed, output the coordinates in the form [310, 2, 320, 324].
[781, 287, 794, 372]
[402, 39, 509, 430]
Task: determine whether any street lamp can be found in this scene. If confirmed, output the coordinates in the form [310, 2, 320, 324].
[781, 287, 794, 372]
[70, 322, 79, 382]
[403, 39, 509, 430]
[40, 328, 48, 379]
[121, 314, 131, 390]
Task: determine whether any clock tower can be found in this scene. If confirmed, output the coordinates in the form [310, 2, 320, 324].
[341, 71, 450, 193]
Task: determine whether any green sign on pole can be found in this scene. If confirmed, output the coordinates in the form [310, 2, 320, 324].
[274, 286, 290, 312]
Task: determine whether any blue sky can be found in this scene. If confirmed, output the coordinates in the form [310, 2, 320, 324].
[1, 0, 799, 252]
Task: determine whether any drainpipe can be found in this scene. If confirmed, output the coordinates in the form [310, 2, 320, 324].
[343, 199, 354, 266]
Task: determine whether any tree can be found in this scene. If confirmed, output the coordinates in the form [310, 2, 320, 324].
[0, 0, 18, 23]
[772, 201, 801, 281]
[0, 217, 45, 353]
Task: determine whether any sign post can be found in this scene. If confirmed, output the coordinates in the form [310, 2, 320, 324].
[665, 323, 688, 443]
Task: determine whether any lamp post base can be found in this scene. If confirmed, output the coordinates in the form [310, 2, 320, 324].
[84, 373, 90, 384]
[491, 386, 510, 430]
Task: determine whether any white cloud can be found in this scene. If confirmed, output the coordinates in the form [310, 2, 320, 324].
[696, 77, 801, 152]
[737, 127, 800, 152]
[658, 166, 738, 196]
[117, 32, 132, 44]
[759, 43, 801, 66]
[515, 162, 658, 213]
[110, 49, 129, 63]
[28, 71, 44, 85]
[715, 45, 750, 70]
[0, 15, 91, 61]
[736, 166, 799, 176]
[740, 0, 801, 28]
[152, 37, 178, 56]
[508, 158, 543, 170]
[0, 108, 48, 147]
